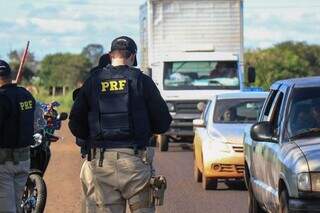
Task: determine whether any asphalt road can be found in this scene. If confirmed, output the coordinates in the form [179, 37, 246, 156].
[154, 143, 248, 213]
[44, 124, 248, 213]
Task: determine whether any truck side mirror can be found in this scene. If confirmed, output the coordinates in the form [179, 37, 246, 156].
[247, 66, 256, 83]
[250, 121, 277, 143]
[197, 102, 206, 113]
[193, 119, 206, 128]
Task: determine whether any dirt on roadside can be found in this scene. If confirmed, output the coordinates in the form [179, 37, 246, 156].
[43, 122, 83, 213]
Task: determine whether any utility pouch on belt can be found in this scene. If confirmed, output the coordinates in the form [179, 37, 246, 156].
[150, 176, 167, 206]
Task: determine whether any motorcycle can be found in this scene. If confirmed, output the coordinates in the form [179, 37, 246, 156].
[21, 101, 68, 213]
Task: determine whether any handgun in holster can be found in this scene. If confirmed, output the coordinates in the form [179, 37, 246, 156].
[150, 175, 167, 206]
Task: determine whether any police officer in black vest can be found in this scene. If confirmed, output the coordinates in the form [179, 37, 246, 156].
[69, 36, 172, 213]
[0, 60, 35, 212]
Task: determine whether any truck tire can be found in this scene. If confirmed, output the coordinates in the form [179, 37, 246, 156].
[158, 135, 169, 152]
[202, 173, 217, 190]
[279, 190, 290, 213]
[193, 159, 202, 183]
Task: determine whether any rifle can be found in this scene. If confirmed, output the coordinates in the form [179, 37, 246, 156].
[14, 41, 30, 84]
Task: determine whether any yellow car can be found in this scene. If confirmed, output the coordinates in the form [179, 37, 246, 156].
[193, 92, 267, 190]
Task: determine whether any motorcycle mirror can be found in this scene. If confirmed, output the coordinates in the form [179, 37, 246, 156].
[58, 112, 68, 121]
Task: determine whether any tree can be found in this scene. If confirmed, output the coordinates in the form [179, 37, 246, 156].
[7, 50, 38, 83]
[39, 53, 91, 89]
[82, 44, 104, 66]
[245, 41, 320, 89]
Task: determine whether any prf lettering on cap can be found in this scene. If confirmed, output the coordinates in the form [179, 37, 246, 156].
[20, 100, 33, 111]
[101, 79, 128, 94]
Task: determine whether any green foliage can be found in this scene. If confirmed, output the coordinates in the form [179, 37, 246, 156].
[82, 44, 104, 66]
[33, 88, 73, 113]
[39, 53, 91, 88]
[8, 50, 38, 83]
[245, 41, 320, 89]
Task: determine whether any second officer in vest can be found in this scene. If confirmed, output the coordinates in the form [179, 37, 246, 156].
[0, 60, 35, 212]
[69, 36, 172, 213]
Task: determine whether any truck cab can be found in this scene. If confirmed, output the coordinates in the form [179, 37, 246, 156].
[152, 51, 243, 150]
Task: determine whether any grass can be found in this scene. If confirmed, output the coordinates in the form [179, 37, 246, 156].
[32, 88, 74, 113]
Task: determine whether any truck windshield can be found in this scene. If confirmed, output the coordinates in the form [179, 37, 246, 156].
[287, 87, 320, 139]
[213, 99, 264, 123]
[163, 61, 239, 90]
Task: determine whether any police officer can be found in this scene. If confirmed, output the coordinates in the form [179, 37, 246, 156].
[73, 53, 112, 213]
[0, 60, 35, 212]
[69, 36, 172, 213]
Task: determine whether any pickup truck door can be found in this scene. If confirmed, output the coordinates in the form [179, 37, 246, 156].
[261, 87, 287, 211]
[251, 85, 282, 205]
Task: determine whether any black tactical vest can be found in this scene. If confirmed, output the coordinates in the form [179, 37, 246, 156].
[0, 84, 35, 148]
[88, 65, 151, 148]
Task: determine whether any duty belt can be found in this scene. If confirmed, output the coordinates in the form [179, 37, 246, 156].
[0, 147, 30, 164]
[89, 147, 145, 167]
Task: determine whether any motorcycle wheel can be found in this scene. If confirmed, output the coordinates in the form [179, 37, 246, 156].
[22, 174, 47, 213]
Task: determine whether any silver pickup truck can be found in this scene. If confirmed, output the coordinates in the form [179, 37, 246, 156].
[244, 77, 320, 213]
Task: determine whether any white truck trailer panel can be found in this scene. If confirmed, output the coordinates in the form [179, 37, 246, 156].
[140, 0, 243, 70]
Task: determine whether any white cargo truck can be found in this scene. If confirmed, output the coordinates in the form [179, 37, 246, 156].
[140, 0, 253, 151]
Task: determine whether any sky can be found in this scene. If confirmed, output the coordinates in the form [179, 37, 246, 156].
[0, 0, 320, 60]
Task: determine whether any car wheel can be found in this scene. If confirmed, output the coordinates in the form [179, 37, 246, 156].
[194, 159, 202, 183]
[202, 173, 217, 190]
[157, 135, 169, 152]
[279, 190, 290, 213]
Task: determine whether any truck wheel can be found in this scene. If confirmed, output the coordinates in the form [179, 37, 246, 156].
[193, 160, 202, 183]
[279, 190, 290, 213]
[158, 135, 169, 152]
[202, 173, 217, 190]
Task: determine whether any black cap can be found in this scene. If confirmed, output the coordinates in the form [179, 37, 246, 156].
[0, 60, 11, 77]
[110, 36, 137, 66]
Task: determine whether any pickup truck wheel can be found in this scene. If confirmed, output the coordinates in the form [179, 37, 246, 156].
[202, 174, 217, 190]
[279, 190, 290, 213]
[158, 135, 169, 152]
[193, 160, 202, 183]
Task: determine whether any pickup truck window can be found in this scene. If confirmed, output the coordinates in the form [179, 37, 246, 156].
[287, 87, 320, 138]
[262, 90, 278, 121]
[270, 92, 284, 133]
[213, 99, 264, 123]
[163, 61, 240, 90]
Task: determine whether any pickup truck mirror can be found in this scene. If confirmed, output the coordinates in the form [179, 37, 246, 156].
[193, 119, 206, 128]
[250, 121, 277, 143]
[247, 66, 256, 83]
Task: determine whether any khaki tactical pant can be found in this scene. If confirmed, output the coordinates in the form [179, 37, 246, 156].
[0, 160, 30, 213]
[81, 148, 155, 213]
[80, 160, 97, 213]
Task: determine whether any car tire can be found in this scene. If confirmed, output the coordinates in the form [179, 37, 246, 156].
[194, 159, 202, 183]
[158, 135, 169, 152]
[279, 190, 290, 213]
[202, 173, 217, 190]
